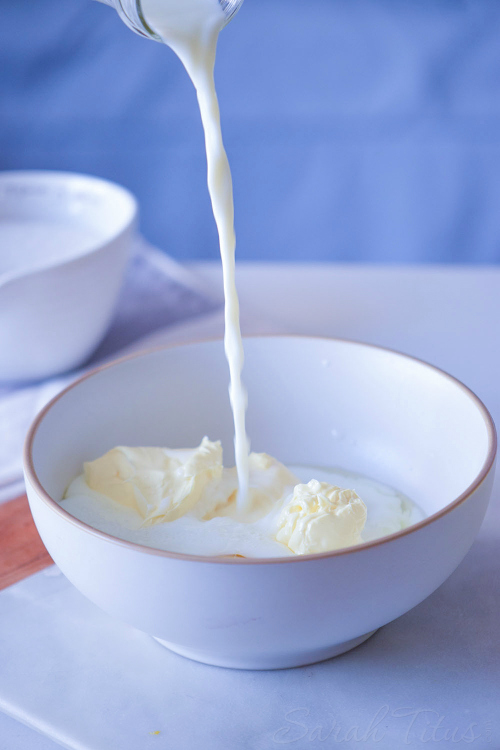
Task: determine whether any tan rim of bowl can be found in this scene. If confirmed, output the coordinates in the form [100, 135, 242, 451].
[23, 335, 497, 565]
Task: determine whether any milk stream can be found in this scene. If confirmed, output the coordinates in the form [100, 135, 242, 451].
[141, 0, 250, 507]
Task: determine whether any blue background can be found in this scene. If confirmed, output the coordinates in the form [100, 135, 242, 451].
[1, 0, 500, 262]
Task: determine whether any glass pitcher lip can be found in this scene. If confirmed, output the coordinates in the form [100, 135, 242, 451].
[219, 0, 244, 27]
[99, 0, 244, 39]
[103, 0, 161, 41]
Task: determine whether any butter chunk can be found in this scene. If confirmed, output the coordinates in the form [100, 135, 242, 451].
[83, 437, 222, 525]
[276, 479, 367, 554]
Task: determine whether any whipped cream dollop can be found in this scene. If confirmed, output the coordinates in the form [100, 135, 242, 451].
[62, 438, 422, 558]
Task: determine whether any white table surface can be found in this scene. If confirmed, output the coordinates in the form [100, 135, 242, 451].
[1, 262, 499, 750]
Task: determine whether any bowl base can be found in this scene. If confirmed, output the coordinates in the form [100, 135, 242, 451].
[153, 629, 378, 670]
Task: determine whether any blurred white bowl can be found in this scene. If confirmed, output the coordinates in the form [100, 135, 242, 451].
[24, 337, 496, 669]
[0, 171, 137, 382]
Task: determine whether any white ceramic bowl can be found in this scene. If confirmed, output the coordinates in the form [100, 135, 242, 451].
[24, 337, 496, 670]
[0, 171, 137, 382]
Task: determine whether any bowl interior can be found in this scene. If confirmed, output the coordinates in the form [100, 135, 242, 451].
[29, 338, 493, 522]
[0, 171, 137, 275]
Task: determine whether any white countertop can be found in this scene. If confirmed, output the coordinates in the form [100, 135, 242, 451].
[2, 262, 499, 750]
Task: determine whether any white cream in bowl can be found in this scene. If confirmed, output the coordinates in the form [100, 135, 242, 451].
[61, 438, 424, 558]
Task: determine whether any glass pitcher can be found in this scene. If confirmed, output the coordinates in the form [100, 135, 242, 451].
[95, 0, 243, 40]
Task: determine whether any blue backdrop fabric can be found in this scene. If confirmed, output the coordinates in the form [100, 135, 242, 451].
[1, 0, 500, 263]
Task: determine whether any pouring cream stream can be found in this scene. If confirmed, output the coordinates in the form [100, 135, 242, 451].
[61, 0, 427, 557]
[140, 0, 250, 507]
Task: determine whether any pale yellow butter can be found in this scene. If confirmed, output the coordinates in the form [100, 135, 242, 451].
[83, 437, 222, 526]
[276, 480, 367, 554]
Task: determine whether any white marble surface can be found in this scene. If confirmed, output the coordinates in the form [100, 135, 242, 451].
[0, 263, 498, 749]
